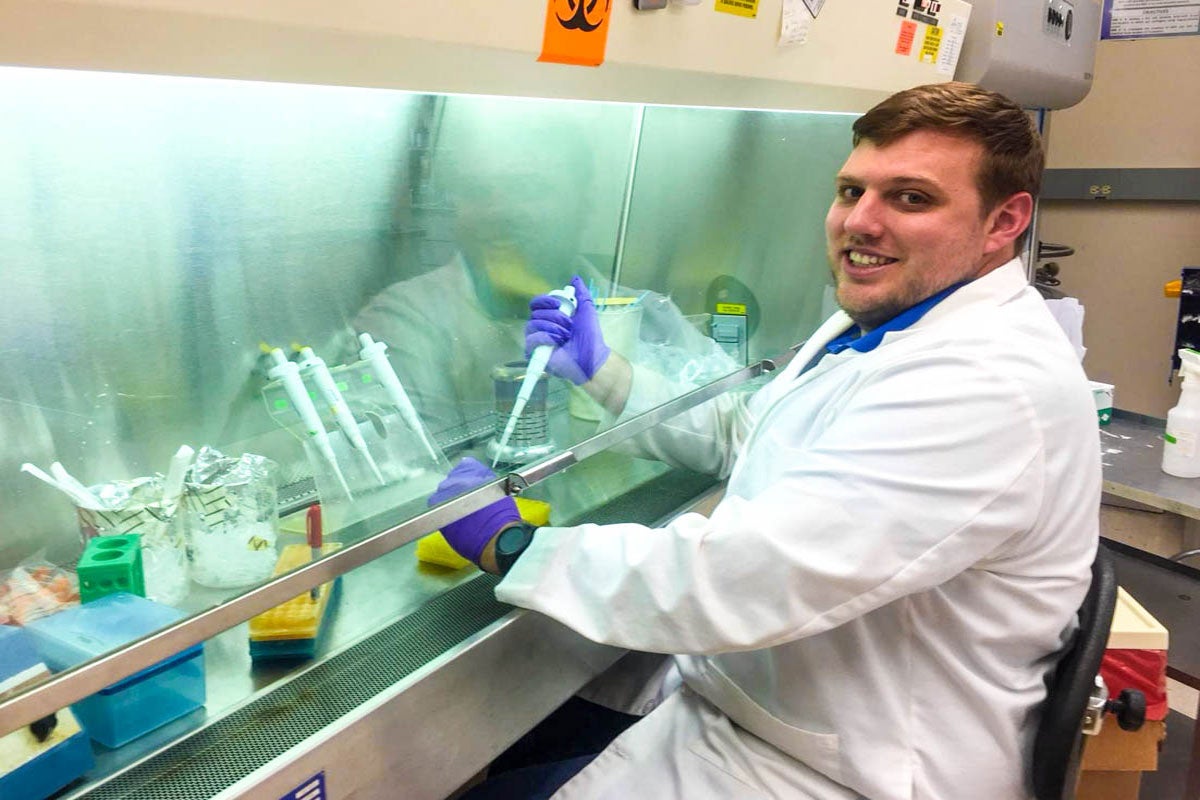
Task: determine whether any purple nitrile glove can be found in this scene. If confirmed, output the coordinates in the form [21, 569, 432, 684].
[427, 457, 521, 564]
[525, 275, 611, 386]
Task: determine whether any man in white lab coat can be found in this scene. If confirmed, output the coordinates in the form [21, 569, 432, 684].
[432, 82, 1100, 799]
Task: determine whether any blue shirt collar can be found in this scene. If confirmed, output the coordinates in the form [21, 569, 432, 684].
[825, 281, 967, 355]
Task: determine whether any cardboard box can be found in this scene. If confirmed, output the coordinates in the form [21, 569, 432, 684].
[1081, 719, 1166, 772]
[1077, 769, 1142, 800]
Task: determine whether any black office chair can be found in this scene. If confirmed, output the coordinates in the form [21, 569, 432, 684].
[1032, 543, 1147, 800]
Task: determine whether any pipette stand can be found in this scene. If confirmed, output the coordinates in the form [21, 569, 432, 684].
[264, 355, 449, 529]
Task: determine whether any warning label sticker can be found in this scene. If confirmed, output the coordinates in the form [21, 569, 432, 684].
[715, 0, 759, 18]
[920, 24, 943, 63]
[895, 19, 918, 54]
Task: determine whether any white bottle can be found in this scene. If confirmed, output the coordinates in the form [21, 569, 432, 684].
[1162, 348, 1200, 477]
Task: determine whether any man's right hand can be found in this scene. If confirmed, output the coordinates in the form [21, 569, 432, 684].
[525, 275, 611, 386]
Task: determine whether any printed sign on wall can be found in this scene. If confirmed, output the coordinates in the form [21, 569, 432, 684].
[715, 0, 760, 18]
[540, 0, 614, 66]
[1102, 0, 1200, 39]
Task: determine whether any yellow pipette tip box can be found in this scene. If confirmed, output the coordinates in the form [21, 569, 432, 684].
[249, 542, 342, 644]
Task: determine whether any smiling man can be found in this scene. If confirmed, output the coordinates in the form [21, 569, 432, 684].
[434, 82, 1101, 800]
[827, 88, 1038, 333]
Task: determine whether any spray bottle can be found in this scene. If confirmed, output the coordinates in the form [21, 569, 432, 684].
[492, 284, 577, 468]
[1163, 348, 1200, 477]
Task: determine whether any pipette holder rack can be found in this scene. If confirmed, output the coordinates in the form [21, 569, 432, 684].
[262, 353, 448, 523]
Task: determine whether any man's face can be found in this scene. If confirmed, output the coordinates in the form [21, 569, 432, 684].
[824, 130, 1017, 330]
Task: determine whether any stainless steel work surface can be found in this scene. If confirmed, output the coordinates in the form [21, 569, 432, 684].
[1101, 412, 1200, 520]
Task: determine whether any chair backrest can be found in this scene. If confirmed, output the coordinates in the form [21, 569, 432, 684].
[1031, 543, 1118, 800]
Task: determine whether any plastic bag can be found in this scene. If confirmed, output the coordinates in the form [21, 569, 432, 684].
[634, 291, 739, 389]
[0, 558, 80, 626]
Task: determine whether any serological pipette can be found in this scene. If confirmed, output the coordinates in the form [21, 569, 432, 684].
[357, 333, 440, 463]
[267, 348, 354, 500]
[298, 346, 386, 487]
[492, 284, 577, 469]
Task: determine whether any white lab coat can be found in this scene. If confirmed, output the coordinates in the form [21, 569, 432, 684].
[496, 259, 1101, 800]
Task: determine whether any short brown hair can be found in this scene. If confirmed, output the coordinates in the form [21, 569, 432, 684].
[853, 82, 1044, 217]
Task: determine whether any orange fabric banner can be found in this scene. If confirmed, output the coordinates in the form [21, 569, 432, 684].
[539, 0, 613, 67]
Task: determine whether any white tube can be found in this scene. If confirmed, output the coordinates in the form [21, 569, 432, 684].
[161, 445, 195, 508]
[23, 463, 101, 509]
[357, 333, 441, 464]
[298, 347, 385, 486]
[49, 462, 104, 508]
[268, 348, 353, 499]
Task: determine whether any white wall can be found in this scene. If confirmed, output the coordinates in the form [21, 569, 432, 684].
[1039, 36, 1200, 417]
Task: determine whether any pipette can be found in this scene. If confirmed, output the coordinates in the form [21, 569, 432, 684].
[297, 346, 385, 487]
[267, 348, 354, 500]
[492, 284, 577, 469]
[357, 333, 440, 463]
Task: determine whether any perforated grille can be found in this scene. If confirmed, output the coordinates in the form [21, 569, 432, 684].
[79, 574, 504, 799]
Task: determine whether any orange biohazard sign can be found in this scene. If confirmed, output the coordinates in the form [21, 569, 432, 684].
[539, 0, 613, 67]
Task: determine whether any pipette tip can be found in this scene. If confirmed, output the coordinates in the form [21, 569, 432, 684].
[492, 409, 522, 471]
[332, 463, 354, 501]
[366, 454, 386, 487]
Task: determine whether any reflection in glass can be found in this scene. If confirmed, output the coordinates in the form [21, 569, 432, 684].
[0, 65, 856, 763]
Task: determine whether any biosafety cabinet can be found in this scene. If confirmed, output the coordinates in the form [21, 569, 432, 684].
[0, 2, 1100, 798]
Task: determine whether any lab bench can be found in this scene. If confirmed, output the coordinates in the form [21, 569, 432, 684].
[8, 402, 1192, 800]
[1102, 411, 1200, 522]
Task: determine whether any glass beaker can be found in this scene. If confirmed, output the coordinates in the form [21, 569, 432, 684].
[487, 360, 557, 469]
[181, 449, 279, 589]
[76, 479, 189, 607]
